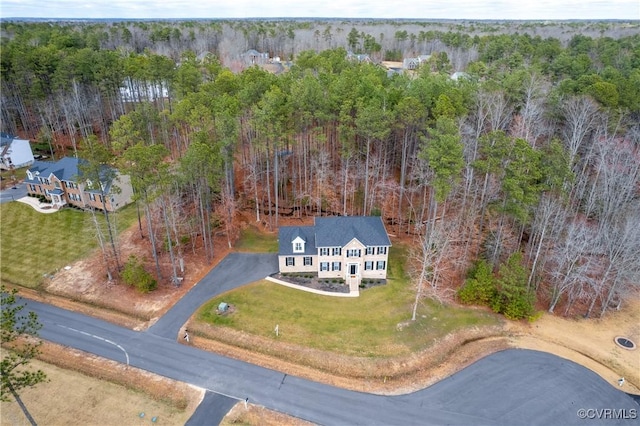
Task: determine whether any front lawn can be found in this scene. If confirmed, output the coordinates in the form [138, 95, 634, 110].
[197, 244, 499, 357]
[0, 202, 137, 288]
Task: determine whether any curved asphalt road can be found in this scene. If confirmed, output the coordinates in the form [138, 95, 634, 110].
[25, 253, 639, 425]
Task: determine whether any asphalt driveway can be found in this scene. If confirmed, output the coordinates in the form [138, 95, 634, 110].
[0, 182, 27, 203]
[147, 253, 278, 339]
[185, 391, 237, 426]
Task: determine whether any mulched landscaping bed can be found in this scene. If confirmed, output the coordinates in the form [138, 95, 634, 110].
[272, 273, 350, 293]
[271, 273, 386, 293]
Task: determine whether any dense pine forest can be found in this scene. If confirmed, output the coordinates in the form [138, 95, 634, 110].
[1, 19, 639, 319]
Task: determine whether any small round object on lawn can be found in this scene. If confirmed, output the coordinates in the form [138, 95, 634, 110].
[614, 336, 636, 350]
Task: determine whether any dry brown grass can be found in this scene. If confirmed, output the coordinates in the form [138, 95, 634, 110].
[0, 342, 314, 426]
[186, 321, 508, 395]
[1, 342, 204, 426]
[35, 342, 201, 410]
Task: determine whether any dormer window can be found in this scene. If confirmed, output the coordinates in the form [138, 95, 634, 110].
[292, 236, 305, 253]
[27, 171, 33, 180]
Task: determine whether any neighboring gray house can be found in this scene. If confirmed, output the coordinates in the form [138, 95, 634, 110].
[0, 133, 34, 170]
[403, 54, 431, 70]
[243, 49, 270, 66]
[403, 57, 420, 70]
[278, 216, 392, 291]
[25, 156, 133, 211]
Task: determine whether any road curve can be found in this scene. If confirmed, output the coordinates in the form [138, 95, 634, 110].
[28, 298, 638, 425]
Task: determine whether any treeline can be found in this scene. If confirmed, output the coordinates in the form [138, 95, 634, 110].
[1, 21, 638, 318]
[2, 20, 639, 136]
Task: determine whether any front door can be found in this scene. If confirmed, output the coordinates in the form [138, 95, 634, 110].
[347, 263, 360, 293]
[51, 194, 64, 207]
[349, 263, 358, 276]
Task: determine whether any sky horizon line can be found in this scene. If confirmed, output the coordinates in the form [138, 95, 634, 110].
[1, 1, 638, 21]
[3, 16, 639, 21]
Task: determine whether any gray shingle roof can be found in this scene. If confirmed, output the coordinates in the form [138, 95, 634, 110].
[25, 157, 116, 191]
[54, 157, 88, 181]
[278, 226, 316, 255]
[0, 132, 16, 146]
[314, 216, 391, 247]
[25, 160, 55, 184]
[27, 157, 82, 182]
[278, 216, 391, 256]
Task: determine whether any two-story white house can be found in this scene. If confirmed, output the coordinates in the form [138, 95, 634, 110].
[278, 216, 391, 292]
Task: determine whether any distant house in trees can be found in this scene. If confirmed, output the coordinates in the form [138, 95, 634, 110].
[243, 49, 270, 66]
[402, 54, 431, 70]
[241, 50, 290, 74]
[0, 133, 34, 170]
[346, 51, 373, 63]
[25, 156, 133, 211]
[403, 57, 420, 70]
[278, 216, 391, 292]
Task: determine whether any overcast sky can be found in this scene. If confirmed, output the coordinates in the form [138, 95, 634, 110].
[1, 0, 638, 20]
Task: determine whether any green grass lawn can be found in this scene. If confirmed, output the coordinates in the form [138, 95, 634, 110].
[0, 202, 137, 288]
[198, 244, 499, 357]
[233, 225, 279, 253]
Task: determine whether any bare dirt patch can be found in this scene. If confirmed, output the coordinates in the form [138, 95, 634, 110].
[35, 217, 232, 329]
